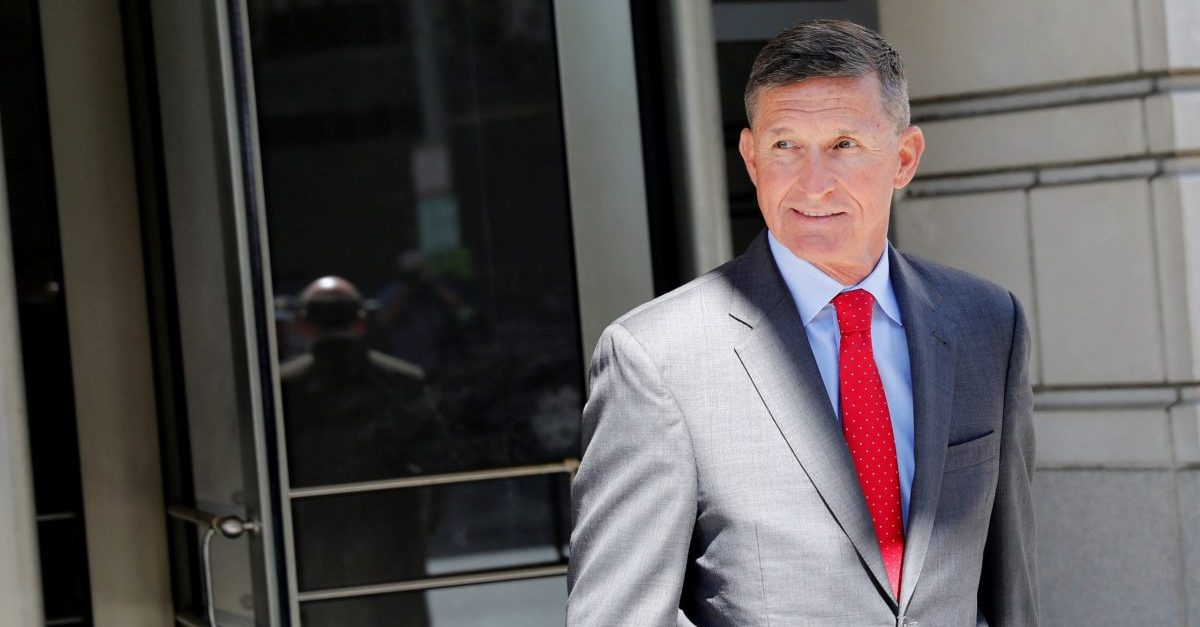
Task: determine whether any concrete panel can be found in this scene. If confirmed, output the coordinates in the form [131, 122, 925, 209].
[1164, 174, 1200, 383]
[1148, 91, 1200, 154]
[1170, 91, 1200, 152]
[1036, 471, 1184, 627]
[1139, 0, 1170, 71]
[905, 171, 1036, 197]
[1033, 409, 1173, 468]
[892, 190, 1040, 384]
[1166, 0, 1200, 70]
[1039, 159, 1159, 186]
[1138, 0, 1200, 71]
[1172, 401, 1200, 465]
[1147, 92, 1177, 154]
[1035, 386, 1176, 409]
[1182, 176, 1200, 382]
[1180, 471, 1200, 627]
[1185, 175, 1200, 377]
[1151, 175, 1200, 382]
[1030, 180, 1166, 385]
[880, 0, 1140, 98]
[918, 100, 1147, 176]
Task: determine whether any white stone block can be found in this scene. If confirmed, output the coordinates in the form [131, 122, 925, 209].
[1139, 0, 1171, 71]
[1176, 92, 1200, 153]
[912, 79, 1153, 122]
[1179, 472, 1200, 626]
[1147, 90, 1200, 153]
[1183, 176, 1200, 382]
[1166, 0, 1200, 70]
[1171, 401, 1200, 464]
[1176, 175, 1200, 379]
[1034, 409, 1173, 467]
[1039, 159, 1158, 186]
[1030, 180, 1166, 385]
[1151, 175, 1200, 382]
[1138, 0, 1200, 71]
[880, 0, 1140, 98]
[905, 172, 1036, 197]
[918, 100, 1147, 176]
[1036, 471, 1184, 626]
[1034, 386, 1176, 410]
[892, 190, 1041, 384]
[1146, 92, 1175, 153]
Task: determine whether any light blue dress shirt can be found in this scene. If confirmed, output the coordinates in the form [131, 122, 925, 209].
[767, 231, 915, 529]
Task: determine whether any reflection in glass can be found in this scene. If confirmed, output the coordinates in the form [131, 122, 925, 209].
[291, 474, 568, 592]
[251, 0, 582, 480]
[301, 577, 567, 627]
[247, 1, 579, 623]
[281, 277, 449, 487]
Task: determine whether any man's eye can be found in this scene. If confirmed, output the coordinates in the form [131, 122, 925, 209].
[834, 139, 858, 149]
[774, 140, 794, 149]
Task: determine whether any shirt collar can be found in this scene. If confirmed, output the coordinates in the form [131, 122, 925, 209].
[766, 230, 904, 328]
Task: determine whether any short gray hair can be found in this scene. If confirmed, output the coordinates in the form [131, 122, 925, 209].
[744, 19, 910, 130]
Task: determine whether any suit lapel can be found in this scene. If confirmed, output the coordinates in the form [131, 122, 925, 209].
[889, 249, 958, 612]
[730, 234, 895, 602]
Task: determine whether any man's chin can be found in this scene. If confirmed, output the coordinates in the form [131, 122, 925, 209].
[775, 233, 847, 264]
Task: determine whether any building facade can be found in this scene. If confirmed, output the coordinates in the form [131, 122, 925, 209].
[0, 1, 1197, 626]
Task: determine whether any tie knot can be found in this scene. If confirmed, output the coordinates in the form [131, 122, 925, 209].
[832, 289, 874, 333]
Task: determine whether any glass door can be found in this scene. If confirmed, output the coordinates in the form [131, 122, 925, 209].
[148, 1, 652, 625]
[254, 1, 584, 624]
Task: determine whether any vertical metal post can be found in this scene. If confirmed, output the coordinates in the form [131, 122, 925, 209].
[201, 528, 220, 627]
[553, 0, 655, 362]
[169, 505, 259, 626]
[664, 0, 733, 278]
[0, 110, 45, 627]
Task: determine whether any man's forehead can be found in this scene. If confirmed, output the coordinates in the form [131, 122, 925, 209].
[760, 122, 863, 137]
[759, 75, 879, 101]
[751, 75, 887, 126]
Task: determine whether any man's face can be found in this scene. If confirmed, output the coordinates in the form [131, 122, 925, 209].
[738, 74, 924, 284]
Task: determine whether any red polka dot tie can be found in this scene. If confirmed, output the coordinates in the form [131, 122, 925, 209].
[833, 289, 904, 600]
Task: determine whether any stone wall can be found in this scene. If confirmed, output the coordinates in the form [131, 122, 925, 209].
[881, 1, 1200, 624]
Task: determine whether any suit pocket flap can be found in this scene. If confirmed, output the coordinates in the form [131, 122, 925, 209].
[943, 430, 1000, 472]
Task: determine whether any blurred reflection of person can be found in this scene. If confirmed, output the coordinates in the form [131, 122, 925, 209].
[281, 276, 448, 627]
[374, 250, 471, 378]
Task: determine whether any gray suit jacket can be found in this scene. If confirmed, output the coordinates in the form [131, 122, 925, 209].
[567, 232, 1037, 626]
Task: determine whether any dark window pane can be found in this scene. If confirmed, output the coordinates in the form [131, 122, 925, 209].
[249, 0, 583, 489]
[37, 518, 92, 624]
[300, 576, 566, 627]
[291, 475, 569, 592]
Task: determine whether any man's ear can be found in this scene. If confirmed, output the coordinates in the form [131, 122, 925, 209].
[893, 125, 925, 189]
[738, 127, 758, 186]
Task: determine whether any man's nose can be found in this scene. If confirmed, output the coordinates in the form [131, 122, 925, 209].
[795, 152, 836, 197]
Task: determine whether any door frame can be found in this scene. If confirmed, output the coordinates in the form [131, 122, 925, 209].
[141, 0, 658, 625]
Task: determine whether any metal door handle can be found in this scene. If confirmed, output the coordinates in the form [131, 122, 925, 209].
[169, 505, 260, 626]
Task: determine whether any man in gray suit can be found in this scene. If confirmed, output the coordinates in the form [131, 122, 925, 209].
[567, 20, 1037, 626]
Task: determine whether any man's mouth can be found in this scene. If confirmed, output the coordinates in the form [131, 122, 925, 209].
[794, 209, 843, 218]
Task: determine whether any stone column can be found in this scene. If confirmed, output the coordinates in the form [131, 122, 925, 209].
[38, 1, 174, 624]
[880, 1, 1200, 624]
[0, 111, 44, 627]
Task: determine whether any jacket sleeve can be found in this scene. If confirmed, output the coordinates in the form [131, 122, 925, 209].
[567, 323, 699, 627]
[978, 293, 1039, 626]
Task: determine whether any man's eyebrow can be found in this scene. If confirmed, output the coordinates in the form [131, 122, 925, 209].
[762, 127, 863, 136]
